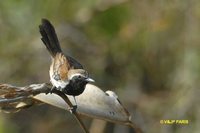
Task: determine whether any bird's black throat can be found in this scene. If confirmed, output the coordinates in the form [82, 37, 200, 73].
[62, 76, 88, 96]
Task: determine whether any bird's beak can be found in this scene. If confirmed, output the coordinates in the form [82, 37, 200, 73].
[86, 78, 95, 82]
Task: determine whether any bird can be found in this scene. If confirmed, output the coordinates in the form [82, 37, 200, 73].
[39, 19, 94, 111]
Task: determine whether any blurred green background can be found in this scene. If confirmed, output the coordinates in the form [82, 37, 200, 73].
[0, 0, 199, 133]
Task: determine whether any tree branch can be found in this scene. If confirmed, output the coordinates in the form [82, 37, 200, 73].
[0, 83, 142, 133]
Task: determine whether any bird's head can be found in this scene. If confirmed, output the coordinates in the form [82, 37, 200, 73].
[68, 69, 95, 84]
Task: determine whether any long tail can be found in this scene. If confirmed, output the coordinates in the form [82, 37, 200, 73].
[39, 19, 62, 57]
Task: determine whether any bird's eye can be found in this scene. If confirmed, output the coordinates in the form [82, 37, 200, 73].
[78, 75, 81, 78]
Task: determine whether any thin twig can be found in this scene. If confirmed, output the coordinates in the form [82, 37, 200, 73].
[0, 96, 28, 105]
[52, 90, 89, 133]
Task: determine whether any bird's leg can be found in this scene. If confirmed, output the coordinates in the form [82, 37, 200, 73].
[46, 86, 64, 94]
[46, 86, 57, 94]
[73, 96, 78, 109]
[57, 86, 64, 92]
[51, 86, 57, 92]
[69, 96, 77, 113]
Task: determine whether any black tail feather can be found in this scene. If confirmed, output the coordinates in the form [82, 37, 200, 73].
[39, 19, 62, 57]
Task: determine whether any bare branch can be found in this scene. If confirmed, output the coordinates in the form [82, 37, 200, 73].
[0, 83, 142, 133]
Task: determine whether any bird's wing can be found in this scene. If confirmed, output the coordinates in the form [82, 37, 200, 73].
[51, 53, 70, 81]
[66, 55, 83, 69]
[52, 53, 84, 81]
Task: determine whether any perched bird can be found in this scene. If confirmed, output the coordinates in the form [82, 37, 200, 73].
[39, 19, 94, 109]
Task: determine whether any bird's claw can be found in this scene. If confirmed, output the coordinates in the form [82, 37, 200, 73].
[69, 105, 77, 114]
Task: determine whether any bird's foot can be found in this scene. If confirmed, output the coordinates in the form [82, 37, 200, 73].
[68, 105, 77, 114]
[57, 86, 64, 92]
[46, 86, 57, 94]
